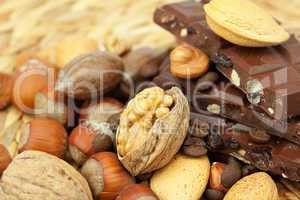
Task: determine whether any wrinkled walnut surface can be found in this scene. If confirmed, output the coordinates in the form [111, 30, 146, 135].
[0, 151, 93, 200]
[117, 87, 190, 176]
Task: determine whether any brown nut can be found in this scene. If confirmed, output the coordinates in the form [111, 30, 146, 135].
[0, 144, 12, 175]
[80, 98, 124, 123]
[56, 35, 99, 68]
[69, 122, 114, 165]
[0, 151, 93, 200]
[55, 51, 124, 100]
[34, 79, 73, 125]
[182, 136, 207, 157]
[116, 87, 190, 176]
[205, 189, 224, 200]
[221, 157, 242, 188]
[189, 119, 210, 138]
[0, 73, 13, 110]
[116, 184, 158, 200]
[12, 59, 57, 113]
[170, 44, 209, 79]
[123, 48, 165, 80]
[241, 165, 257, 177]
[18, 117, 68, 158]
[81, 152, 135, 200]
[15, 51, 56, 71]
[209, 162, 228, 192]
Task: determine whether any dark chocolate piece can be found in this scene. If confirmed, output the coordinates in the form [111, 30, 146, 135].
[153, 62, 300, 144]
[190, 112, 300, 181]
[154, 1, 225, 56]
[154, 2, 300, 120]
[215, 38, 300, 120]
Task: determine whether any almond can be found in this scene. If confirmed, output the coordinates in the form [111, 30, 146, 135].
[204, 0, 290, 47]
[224, 172, 278, 200]
[150, 154, 210, 200]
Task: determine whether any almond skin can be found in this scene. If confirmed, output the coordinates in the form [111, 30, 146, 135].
[150, 154, 210, 200]
[224, 172, 278, 200]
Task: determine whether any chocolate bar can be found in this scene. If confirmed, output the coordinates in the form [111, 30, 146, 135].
[189, 112, 300, 181]
[214, 37, 300, 120]
[154, 1, 300, 120]
[153, 61, 300, 145]
[154, 1, 225, 56]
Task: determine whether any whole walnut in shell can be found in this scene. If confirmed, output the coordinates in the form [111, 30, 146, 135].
[0, 151, 93, 200]
[116, 87, 190, 176]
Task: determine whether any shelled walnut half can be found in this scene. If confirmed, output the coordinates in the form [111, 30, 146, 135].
[117, 87, 190, 176]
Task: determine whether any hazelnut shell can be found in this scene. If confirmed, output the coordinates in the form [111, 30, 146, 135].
[18, 117, 67, 158]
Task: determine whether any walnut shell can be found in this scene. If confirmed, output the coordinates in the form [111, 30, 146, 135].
[116, 87, 190, 176]
[55, 51, 124, 100]
[0, 151, 93, 200]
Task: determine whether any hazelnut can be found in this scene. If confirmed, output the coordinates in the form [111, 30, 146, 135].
[0, 144, 12, 174]
[209, 162, 228, 192]
[80, 98, 123, 123]
[81, 152, 135, 200]
[69, 121, 114, 165]
[117, 87, 190, 176]
[56, 35, 98, 68]
[170, 44, 209, 79]
[12, 59, 57, 113]
[116, 184, 158, 200]
[18, 117, 68, 158]
[34, 86, 72, 125]
[55, 51, 124, 100]
[15, 51, 56, 71]
[0, 73, 13, 110]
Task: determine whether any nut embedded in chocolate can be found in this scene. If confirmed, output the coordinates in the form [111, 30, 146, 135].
[246, 79, 264, 105]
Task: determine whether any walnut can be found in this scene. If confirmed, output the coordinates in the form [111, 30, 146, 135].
[116, 87, 190, 176]
[0, 151, 93, 200]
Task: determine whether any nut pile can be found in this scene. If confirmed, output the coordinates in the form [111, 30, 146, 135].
[0, 0, 299, 200]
